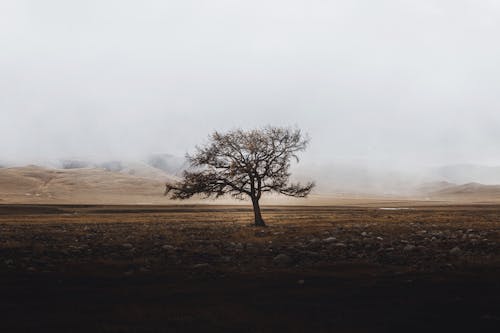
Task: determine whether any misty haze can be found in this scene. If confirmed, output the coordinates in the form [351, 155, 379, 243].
[1, 1, 499, 333]
[2, 1, 500, 202]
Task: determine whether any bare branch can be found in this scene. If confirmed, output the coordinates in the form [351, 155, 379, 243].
[164, 126, 315, 223]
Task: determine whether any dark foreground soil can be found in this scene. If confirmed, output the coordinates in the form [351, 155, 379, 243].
[0, 204, 499, 332]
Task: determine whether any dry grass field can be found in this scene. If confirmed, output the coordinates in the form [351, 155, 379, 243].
[0, 204, 499, 332]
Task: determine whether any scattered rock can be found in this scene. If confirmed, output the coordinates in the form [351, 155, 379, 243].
[273, 254, 293, 266]
[323, 237, 336, 243]
[404, 244, 416, 252]
[122, 243, 133, 249]
[232, 242, 243, 250]
[220, 256, 232, 263]
[301, 250, 320, 257]
[255, 230, 267, 237]
[205, 245, 219, 253]
[162, 245, 176, 251]
[449, 246, 462, 256]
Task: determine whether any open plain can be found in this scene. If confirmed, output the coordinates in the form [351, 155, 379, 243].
[0, 203, 499, 332]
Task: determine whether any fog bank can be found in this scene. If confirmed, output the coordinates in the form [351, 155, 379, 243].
[2, 1, 500, 174]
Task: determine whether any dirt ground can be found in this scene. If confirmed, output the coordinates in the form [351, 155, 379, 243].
[0, 204, 499, 332]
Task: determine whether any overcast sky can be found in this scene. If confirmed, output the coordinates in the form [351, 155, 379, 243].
[1, 0, 500, 167]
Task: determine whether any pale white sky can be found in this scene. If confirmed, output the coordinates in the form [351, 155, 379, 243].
[1, 0, 500, 167]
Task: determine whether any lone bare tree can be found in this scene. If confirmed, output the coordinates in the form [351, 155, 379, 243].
[164, 127, 314, 226]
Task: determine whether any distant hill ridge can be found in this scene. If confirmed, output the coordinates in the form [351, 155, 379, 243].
[0, 165, 178, 204]
[3, 161, 500, 204]
[429, 182, 500, 198]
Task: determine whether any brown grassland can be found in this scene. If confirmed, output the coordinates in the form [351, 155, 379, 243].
[0, 204, 499, 332]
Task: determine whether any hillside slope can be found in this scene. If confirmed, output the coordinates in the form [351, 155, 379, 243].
[0, 166, 177, 204]
[4, 165, 500, 205]
[428, 182, 500, 201]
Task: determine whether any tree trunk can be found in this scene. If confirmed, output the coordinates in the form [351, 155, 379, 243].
[251, 197, 266, 227]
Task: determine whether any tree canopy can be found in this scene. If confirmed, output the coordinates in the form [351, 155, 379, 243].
[165, 126, 314, 226]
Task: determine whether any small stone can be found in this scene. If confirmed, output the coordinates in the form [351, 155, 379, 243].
[361, 232, 368, 237]
[122, 243, 133, 249]
[273, 254, 293, 266]
[302, 250, 320, 257]
[193, 263, 211, 269]
[220, 256, 232, 263]
[233, 243, 243, 250]
[404, 244, 416, 252]
[205, 245, 219, 253]
[449, 246, 462, 255]
[323, 237, 337, 243]
[297, 279, 305, 285]
[162, 245, 176, 251]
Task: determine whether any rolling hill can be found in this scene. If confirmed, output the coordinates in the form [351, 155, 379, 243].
[3, 163, 500, 205]
[0, 165, 177, 204]
[425, 182, 500, 201]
